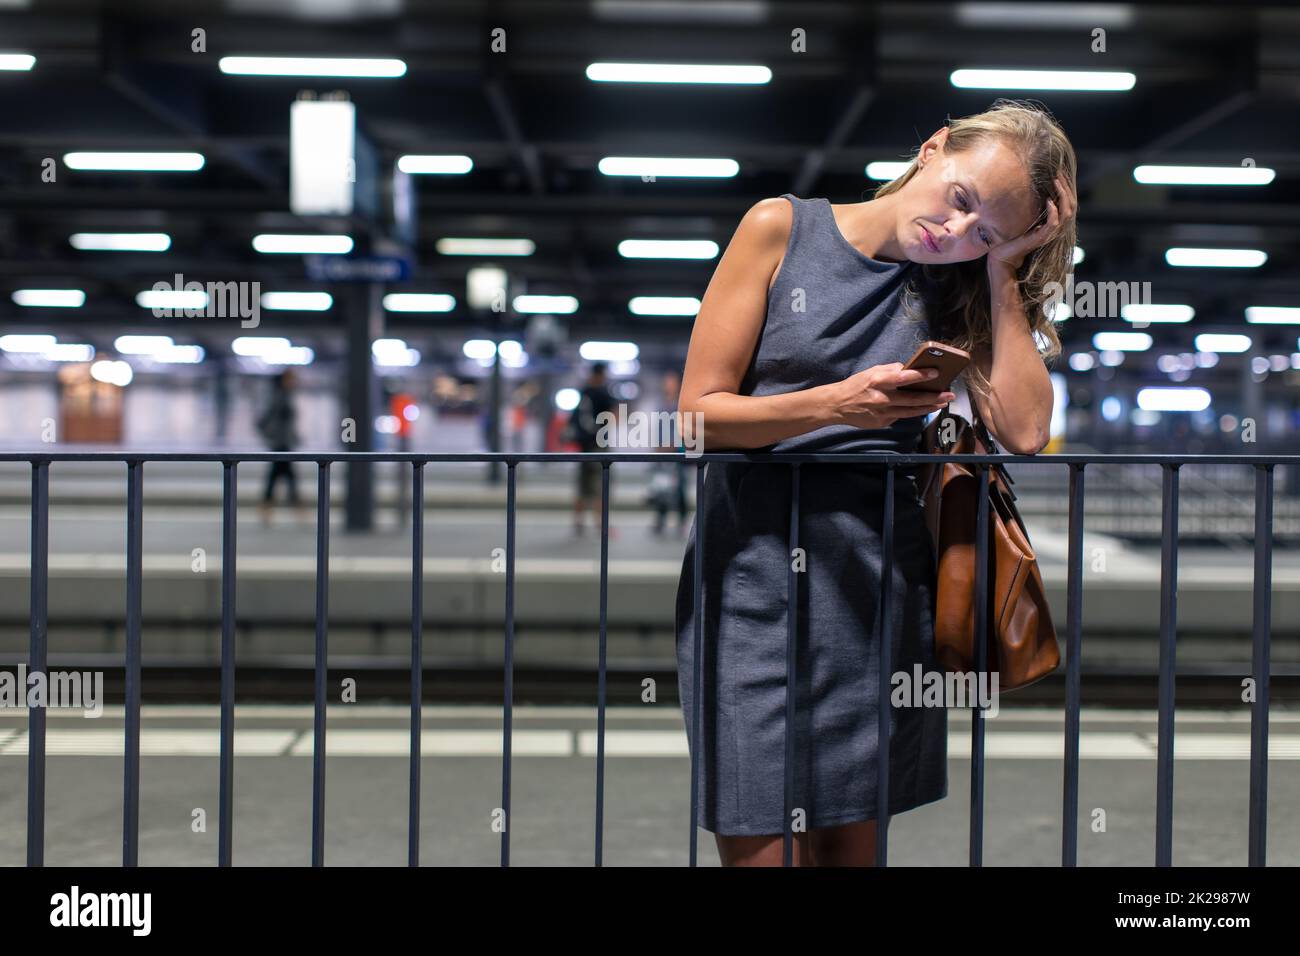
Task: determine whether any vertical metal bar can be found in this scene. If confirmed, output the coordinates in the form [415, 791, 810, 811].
[969, 463, 990, 867]
[409, 462, 424, 868]
[689, 461, 705, 866]
[219, 461, 237, 867]
[312, 461, 330, 866]
[876, 464, 894, 867]
[501, 462, 517, 867]
[1155, 464, 1179, 866]
[1061, 464, 1085, 867]
[595, 462, 610, 866]
[1248, 464, 1273, 866]
[26, 461, 49, 868]
[122, 460, 143, 867]
[782, 463, 800, 868]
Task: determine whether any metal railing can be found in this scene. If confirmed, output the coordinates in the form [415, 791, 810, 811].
[5, 448, 1294, 867]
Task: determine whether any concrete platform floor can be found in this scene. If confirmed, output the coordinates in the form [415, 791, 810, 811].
[2, 703, 1298, 867]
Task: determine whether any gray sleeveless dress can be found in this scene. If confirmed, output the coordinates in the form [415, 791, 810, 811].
[675, 193, 949, 836]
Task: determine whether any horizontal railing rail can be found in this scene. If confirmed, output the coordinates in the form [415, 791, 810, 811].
[11, 449, 1295, 868]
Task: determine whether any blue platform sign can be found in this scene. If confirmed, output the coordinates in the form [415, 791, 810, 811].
[304, 255, 410, 282]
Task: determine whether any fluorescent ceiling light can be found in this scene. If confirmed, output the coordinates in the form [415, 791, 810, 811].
[1165, 247, 1266, 268]
[0, 333, 57, 352]
[598, 156, 739, 178]
[1137, 387, 1211, 412]
[383, 293, 456, 312]
[1194, 333, 1251, 353]
[233, 337, 313, 365]
[12, 289, 85, 307]
[957, 3, 1134, 28]
[629, 296, 701, 316]
[397, 155, 473, 174]
[555, 387, 580, 411]
[618, 239, 719, 259]
[115, 335, 174, 354]
[591, 1, 768, 24]
[1073, 246, 1084, 265]
[513, 295, 578, 314]
[586, 62, 771, 84]
[259, 347, 313, 366]
[116, 336, 204, 363]
[225, 0, 402, 19]
[497, 340, 527, 368]
[866, 161, 911, 180]
[1092, 331, 1151, 351]
[64, 152, 204, 171]
[372, 338, 421, 367]
[44, 343, 95, 362]
[950, 69, 1135, 91]
[135, 289, 208, 310]
[1120, 304, 1194, 323]
[0, 53, 35, 70]
[1134, 164, 1274, 186]
[252, 234, 353, 254]
[462, 339, 497, 360]
[218, 56, 406, 77]
[1245, 306, 1300, 325]
[261, 291, 333, 311]
[579, 341, 639, 362]
[148, 345, 204, 364]
[70, 233, 171, 252]
[436, 238, 535, 256]
[91, 359, 133, 386]
[233, 336, 291, 356]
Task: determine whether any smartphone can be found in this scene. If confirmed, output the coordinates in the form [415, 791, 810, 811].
[897, 340, 970, 392]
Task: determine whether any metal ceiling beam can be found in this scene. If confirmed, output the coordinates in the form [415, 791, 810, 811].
[100, 14, 283, 192]
[1078, 93, 1258, 193]
[792, 84, 877, 197]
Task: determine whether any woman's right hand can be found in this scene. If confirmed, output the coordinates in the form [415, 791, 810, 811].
[832, 362, 956, 429]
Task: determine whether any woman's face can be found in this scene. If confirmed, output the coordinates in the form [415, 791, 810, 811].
[899, 129, 1043, 264]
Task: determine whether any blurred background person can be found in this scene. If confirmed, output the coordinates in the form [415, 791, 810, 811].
[647, 369, 690, 536]
[567, 362, 616, 536]
[508, 381, 539, 452]
[256, 369, 304, 525]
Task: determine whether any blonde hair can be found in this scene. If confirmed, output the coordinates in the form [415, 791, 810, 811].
[873, 98, 1077, 399]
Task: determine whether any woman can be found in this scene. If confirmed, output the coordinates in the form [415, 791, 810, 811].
[675, 99, 1077, 866]
[257, 369, 303, 525]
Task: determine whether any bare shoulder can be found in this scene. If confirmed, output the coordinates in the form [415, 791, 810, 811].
[681, 197, 796, 399]
[729, 196, 793, 253]
[744, 195, 794, 230]
[730, 197, 794, 294]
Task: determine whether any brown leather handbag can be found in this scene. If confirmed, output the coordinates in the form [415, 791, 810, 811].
[916, 405, 1060, 692]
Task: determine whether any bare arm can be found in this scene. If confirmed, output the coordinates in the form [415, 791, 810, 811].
[678, 198, 954, 451]
[968, 261, 1054, 455]
[973, 171, 1075, 455]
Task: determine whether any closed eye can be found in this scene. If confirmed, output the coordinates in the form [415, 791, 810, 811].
[955, 189, 994, 246]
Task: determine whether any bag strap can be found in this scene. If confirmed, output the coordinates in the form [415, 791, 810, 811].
[964, 395, 1016, 490]
[967, 397, 995, 451]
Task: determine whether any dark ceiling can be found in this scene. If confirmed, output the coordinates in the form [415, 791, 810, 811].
[0, 0, 1298, 356]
